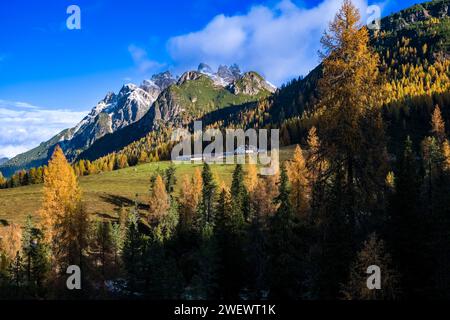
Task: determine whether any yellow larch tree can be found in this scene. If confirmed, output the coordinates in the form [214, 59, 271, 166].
[179, 170, 203, 230]
[431, 105, 446, 144]
[148, 175, 171, 226]
[318, 0, 387, 217]
[443, 140, 450, 172]
[0, 224, 22, 264]
[251, 174, 279, 220]
[286, 145, 310, 217]
[39, 145, 81, 245]
[245, 164, 259, 194]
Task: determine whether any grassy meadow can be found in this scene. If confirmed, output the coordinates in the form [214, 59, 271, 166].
[0, 146, 295, 226]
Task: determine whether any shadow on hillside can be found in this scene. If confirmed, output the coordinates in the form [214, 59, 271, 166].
[92, 212, 117, 222]
[99, 194, 149, 211]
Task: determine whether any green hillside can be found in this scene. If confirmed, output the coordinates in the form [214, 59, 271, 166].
[166, 74, 270, 119]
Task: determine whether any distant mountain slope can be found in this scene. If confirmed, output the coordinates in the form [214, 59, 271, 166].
[0, 75, 172, 177]
[77, 65, 275, 161]
[0, 158, 9, 166]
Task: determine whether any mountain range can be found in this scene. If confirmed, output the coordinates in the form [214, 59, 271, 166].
[0, 64, 275, 177]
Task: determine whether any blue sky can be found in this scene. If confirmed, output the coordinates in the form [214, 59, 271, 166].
[0, 0, 421, 158]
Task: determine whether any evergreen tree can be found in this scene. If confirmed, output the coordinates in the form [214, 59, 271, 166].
[215, 179, 246, 299]
[267, 164, 302, 299]
[164, 163, 177, 194]
[95, 221, 114, 280]
[8, 252, 23, 296]
[21, 215, 50, 297]
[111, 222, 125, 271]
[230, 164, 248, 224]
[245, 175, 278, 298]
[22, 215, 34, 285]
[199, 163, 217, 228]
[190, 223, 220, 299]
[122, 202, 144, 293]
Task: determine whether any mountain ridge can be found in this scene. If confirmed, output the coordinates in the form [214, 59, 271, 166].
[0, 64, 275, 176]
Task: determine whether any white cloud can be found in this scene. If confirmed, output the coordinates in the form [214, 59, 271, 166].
[128, 44, 165, 74]
[0, 99, 39, 109]
[168, 0, 372, 85]
[0, 100, 87, 158]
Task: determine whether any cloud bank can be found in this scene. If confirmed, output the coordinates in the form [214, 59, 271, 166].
[129, 44, 165, 74]
[0, 100, 87, 158]
[168, 0, 371, 85]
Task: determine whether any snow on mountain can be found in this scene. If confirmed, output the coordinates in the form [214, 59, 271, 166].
[150, 71, 177, 90]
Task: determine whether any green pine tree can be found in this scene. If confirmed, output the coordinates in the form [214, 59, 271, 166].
[198, 163, 217, 228]
[267, 164, 302, 299]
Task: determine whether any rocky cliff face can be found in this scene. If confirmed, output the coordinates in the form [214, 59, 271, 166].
[177, 71, 205, 85]
[63, 82, 157, 156]
[228, 72, 277, 96]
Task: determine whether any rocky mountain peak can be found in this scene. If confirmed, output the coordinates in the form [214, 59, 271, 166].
[194, 63, 244, 86]
[178, 71, 205, 85]
[228, 71, 276, 96]
[217, 65, 241, 83]
[198, 63, 214, 74]
[119, 83, 138, 96]
[151, 71, 176, 90]
[103, 91, 117, 104]
[229, 64, 241, 78]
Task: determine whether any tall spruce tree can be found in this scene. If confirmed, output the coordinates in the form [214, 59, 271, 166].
[215, 166, 248, 299]
[122, 201, 144, 293]
[199, 163, 217, 228]
[267, 164, 302, 299]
